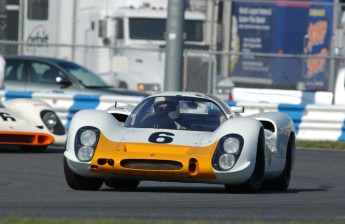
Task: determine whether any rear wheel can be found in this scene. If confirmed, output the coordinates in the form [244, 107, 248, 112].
[225, 128, 265, 193]
[263, 134, 294, 191]
[105, 178, 140, 189]
[63, 157, 103, 190]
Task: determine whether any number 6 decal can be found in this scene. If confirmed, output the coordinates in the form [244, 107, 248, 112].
[148, 132, 174, 144]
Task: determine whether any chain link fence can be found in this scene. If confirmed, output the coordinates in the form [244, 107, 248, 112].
[0, 0, 345, 94]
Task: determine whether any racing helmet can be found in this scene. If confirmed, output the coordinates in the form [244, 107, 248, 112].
[153, 97, 178, 116]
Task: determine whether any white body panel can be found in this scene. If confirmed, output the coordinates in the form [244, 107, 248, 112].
[64, 92, 296, 186]
[2, 99, 67, 146]
[64, 110, 261, 184]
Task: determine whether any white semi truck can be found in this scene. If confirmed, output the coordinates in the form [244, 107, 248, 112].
[20, 0, 214, 93]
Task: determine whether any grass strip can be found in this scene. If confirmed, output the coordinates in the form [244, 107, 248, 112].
[297, 140, 345, 150]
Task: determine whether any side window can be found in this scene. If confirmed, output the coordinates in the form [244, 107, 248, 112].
[28, 62, 61, 84]
[98, 20, 106, 38]
[28, 0, 49, 20]
[5, 61, 24, 81]
[115, 19, 124, 39]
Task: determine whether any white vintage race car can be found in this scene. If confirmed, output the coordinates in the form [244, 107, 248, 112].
[1, 98, 66, 150]
[64, 92, 296, 193]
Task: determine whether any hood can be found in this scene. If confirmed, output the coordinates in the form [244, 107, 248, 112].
[120, 128, 215, 148]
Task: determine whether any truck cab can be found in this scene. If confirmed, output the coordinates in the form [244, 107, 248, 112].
[76, 2, 208, 93]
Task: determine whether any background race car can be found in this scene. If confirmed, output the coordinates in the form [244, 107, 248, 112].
[64, 92, 296, 193]
[0, 98, 66, 151]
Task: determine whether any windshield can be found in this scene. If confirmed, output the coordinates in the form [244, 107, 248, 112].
[57, 62, 109, 88]
[125, 96, 226, 132]
[129, 18, 204, 42]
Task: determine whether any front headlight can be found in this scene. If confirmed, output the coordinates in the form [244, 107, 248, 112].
[40, 110, 66, 135]
[42, 112, 58, 131]
[212, 134, 244, 171]
[223, 138, 240, 154]
[77, 146, 95, 162]
[80, 130, 97, 146]
[219, 154, 236, 170]
[75, 127, 100, 162]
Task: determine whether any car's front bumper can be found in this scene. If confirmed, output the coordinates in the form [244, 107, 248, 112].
[64, 137, 255, 185]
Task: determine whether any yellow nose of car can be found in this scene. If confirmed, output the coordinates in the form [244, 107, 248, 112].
[89, 132, 217, 180]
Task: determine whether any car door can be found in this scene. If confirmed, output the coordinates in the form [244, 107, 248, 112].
[4, 59, 69, 93]
[24, 60, 70, 93]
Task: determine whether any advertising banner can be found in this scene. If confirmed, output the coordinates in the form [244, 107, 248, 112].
[303, 1, 333, 90]
[230, 2, 276, 85]
[230, 0, 333, 90]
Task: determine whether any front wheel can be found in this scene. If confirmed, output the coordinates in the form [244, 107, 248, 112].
[63, 157, 103, 190]
[225, 128, 265, 193]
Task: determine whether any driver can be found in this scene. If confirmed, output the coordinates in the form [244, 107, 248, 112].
[137, 98, 177, 129]
[154, 100, 177, 116]
[153, 98, 184, 129]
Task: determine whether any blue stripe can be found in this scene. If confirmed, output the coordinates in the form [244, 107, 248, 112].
[337, 122, 345, 141]
[225, 101, 237, 106]
[278, 103, 306, 134]
[5, 91, 33, 100]
[65, 94, 101, 128]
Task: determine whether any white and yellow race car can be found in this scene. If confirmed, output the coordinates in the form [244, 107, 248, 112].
[1, 98, 66, 150]
[64, 92, 296, 193]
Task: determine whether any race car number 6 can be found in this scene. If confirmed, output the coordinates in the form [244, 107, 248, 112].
[148, 132, 174, 143]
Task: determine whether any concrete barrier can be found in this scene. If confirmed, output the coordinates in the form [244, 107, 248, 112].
[227, 101, 345, 141]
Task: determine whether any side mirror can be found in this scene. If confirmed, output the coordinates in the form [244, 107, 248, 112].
[56, 76, 72, 87]
[115, 101, 128, 109]
[114, 101, 136, 113]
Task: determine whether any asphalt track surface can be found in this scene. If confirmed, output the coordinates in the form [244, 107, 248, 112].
[0, 146, 344, 222]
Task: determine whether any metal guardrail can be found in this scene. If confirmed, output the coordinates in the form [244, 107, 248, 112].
[1, 90, 344, 141]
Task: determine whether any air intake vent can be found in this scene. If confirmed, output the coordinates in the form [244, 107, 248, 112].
[0, 134, 34, 143]
[120, 159, 183, 171]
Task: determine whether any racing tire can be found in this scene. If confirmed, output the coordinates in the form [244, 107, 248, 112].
[63, 157, 103, 190]
[263, 134, 294, 191]
[225, 128, 265, 193]
[104, 178, 140, 189]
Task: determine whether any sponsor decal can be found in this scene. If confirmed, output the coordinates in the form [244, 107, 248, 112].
[0, 112, 16, 122]
[148, 132, 174, 144]
[33, 103, 48, 107]
[26, 25, 49, 52]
